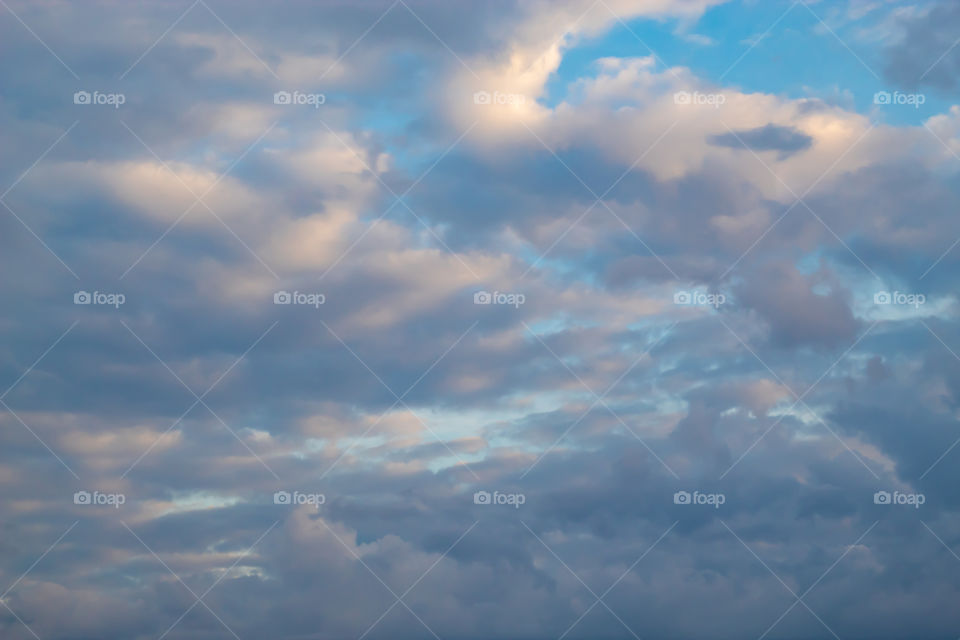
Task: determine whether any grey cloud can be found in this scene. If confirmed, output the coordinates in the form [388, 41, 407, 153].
[883, 2, 960, 93]
[709, 123, 814, 158]
[733, 263, 860, 350]
[4, 1, 960, 638]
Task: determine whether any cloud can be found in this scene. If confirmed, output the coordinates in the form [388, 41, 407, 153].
[4, 0, 960, 638]
[709, 123, 815, 158]
[883, 1, 960, 93]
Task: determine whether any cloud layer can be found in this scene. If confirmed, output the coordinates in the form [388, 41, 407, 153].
[3, 0, 960, 638]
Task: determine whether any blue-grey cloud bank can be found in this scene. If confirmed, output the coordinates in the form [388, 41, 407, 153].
[2, 1, 960, 638]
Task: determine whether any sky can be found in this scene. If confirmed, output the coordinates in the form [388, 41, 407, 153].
[3, 0, 960, 638]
